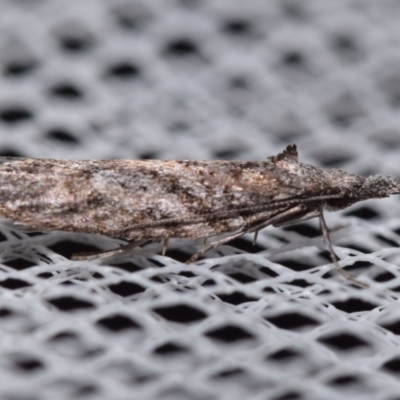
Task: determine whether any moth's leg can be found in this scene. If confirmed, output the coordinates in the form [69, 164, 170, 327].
[162, 239, 169, 256]
[318, 218, 350, 234]
[319, 211, 368, 288]
[71, 239, 148, 261]
[187, 204, 307, 264]
[253, 231, 258, 246]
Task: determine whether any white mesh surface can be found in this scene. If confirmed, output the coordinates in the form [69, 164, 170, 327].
[2, 1, 400, 399]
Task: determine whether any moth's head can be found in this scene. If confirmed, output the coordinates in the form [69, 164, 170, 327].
[359, 175, 400, 199]
[326, 171, 400, 211]
[325, 169, 366, 210]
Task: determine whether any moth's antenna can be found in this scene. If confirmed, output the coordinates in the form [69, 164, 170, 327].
[319, 210, 368, 288]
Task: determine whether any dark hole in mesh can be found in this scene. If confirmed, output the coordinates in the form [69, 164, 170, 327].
[201, 279, 216, 286]
[259, 266, 279, 278]
[216, 291, 258, 305]
[48, 240, 100, 259]
[97, 314, 141, 331]
[225, 237, 266, 254]
[4, 59, 38, 76]
[283, 223, 320, 238]
[318, 332, 369, 350]
[3, 258, 36, 270]
[107, 62, 141, 79]
[286, 279, 313, 288]
[139, 152, 160, 160]
[178, 271, 196, 278]
[317, 154, 353, 167]
[375, 234, 399, 248]
[0, 107, 33, 123]
[0, 278, 31, 289]
[382, 358, 400, 373]
[14, 357, 44, 372]
[153, 304, 207, 323]
[164, 248, 190, 263]
[46, 128, 80, 144]
[154, 342, 188, 355]
[380, 320, 400, 335]
[222, 19, 251, 35]
[267, 348, 301, 361]
[272, 391, 303, 400]
[344, 206, 380, 220]
[374, 270, 396, 282]
[48, 296, 95, 311]
[0, 149, 24, 158]
[150, 274, 164, 282]
[331, 298, 378, 313]
[332, 35, 361, 62]
[278, 258, 312, 272]
[75, 384, 98, 396]
[48, 331, 78, 342]
[282, 51, 305, 67]
[108, 281, 146, 297]
[164, 38, 199, 57]
[333, 35, 357, 52]
[212, 367, 245, 379]
[37, 272, 52, 279]
[228, 272, 257, 283]
[229, 76, 249, 90]
[110, 261, 143, 273]
[266, 312, 319, 330]
[205, 324, 254, 342]
[214, 148, 243, 160]
[0, 308, 13, 317]
[59, 35, 93, 52]
[328, 374, 361, 386]
[50, 83, 83, 100]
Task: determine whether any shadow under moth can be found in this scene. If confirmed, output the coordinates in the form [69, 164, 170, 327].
[0, 144, 399, 287]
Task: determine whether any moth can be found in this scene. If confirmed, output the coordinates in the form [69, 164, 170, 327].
[0, 144, 398, 286]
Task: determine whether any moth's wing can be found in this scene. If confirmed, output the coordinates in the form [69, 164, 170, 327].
[0, 156, 331, 239]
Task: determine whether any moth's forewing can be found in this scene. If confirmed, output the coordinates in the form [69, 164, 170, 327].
[0, 158, 330, 239]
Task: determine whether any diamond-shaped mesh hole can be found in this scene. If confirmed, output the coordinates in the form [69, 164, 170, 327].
[0, 278, 31, 290]
[47, 296, 95, 311]
[97, 314, 142, 332]
[49, 83, 84, 100]
[0, 106, 33, 123]
[216, 291, 259, 305]
[318, 332, 369, 351]
[108, 281, 146, 297]
[205, 324, 255, 343]
[382, 358, 400, 373]
[331, 298, 378, 313]
[153, 304, 207, 323]
[266, 312, 319, 330]
[153, 342, 188, 356]
[344, 206, 380, 220]
[328, 374, 362, 387]
[3, 258, 37, 270]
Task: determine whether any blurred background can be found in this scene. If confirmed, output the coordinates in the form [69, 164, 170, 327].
[2, 0, 400, 171]
[2, 1, 400, 400]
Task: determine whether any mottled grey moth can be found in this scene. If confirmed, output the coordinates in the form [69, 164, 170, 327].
[0, 144, 398, 286]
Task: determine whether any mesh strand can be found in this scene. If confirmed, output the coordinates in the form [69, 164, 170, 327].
[1, 1, 400, 399]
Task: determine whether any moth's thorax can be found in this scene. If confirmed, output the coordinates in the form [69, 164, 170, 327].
[322, 169, 365, 211]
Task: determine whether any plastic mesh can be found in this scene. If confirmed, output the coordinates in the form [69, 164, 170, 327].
[2, 0, 400, 399]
